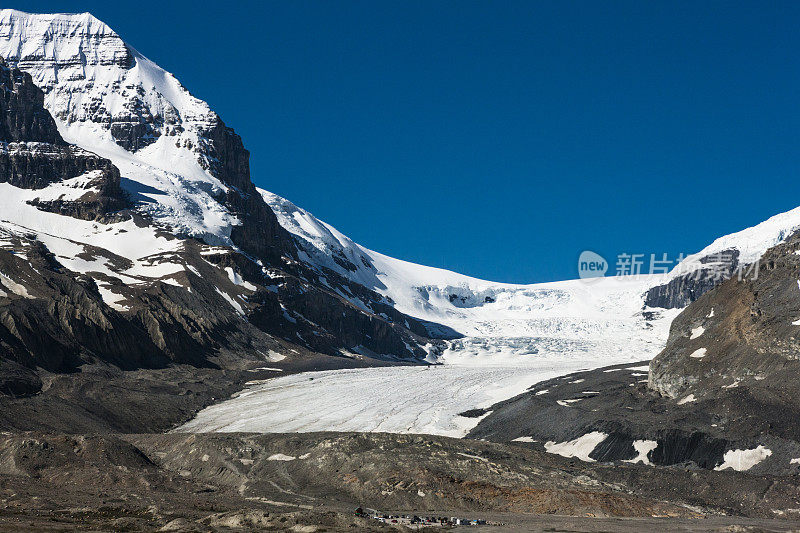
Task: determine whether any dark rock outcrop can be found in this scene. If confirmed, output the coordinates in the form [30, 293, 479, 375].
[644, 248, 740, 309]
[0, 141, 118, 191]
[0, 58, 121, 192]
[0, 57, 128, 220]
[0, 57, 63, 145]
[193, 118, 296, 263]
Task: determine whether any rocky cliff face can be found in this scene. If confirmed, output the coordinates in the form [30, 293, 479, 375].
[0, 58, 62, 145]
[211, 123, 293, 263]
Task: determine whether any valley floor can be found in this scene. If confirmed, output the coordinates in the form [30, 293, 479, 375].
[1, 431, 800, 532]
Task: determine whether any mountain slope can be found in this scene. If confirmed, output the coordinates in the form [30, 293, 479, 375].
[0, 9, 442, 394]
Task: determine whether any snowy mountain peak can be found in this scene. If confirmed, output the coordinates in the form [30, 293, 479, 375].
[0, 10, 118, 37]
[0, 10, 243, 244]
[0, 9, 216, 152]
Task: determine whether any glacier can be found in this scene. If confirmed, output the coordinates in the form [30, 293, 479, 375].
[4, 9, 800, 437]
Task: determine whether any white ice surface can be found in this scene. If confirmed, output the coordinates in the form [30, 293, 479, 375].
[178, 362, 598, 438]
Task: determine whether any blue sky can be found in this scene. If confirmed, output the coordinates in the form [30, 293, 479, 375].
[19, 1, 800, 282]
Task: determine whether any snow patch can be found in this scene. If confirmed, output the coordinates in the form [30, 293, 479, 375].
[265, 350, 286, 362]
[556, 399, 583, 407]
[544, 432, 608, 462]
[623, 440, 658, 465]
[216, 288, 245, 315]
[690, 326, 705, 339]
[689, 348, 707, 359]
[96, 285, 129, 312]
[677, 394, 696, 405]
[0, 272, 32, 298]
[225, 267, 257, 291]
[267, 454, 297, 461]
[714, 446, 772, 471]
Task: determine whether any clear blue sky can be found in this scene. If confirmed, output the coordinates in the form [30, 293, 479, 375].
[19, 1, 800, 282]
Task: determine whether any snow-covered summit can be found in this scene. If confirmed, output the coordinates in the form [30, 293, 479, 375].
[0, 9, 216, 143]
[0, 9, 235, 244]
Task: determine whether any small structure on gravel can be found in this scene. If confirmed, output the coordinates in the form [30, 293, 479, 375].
[355, 508, 488, 527]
